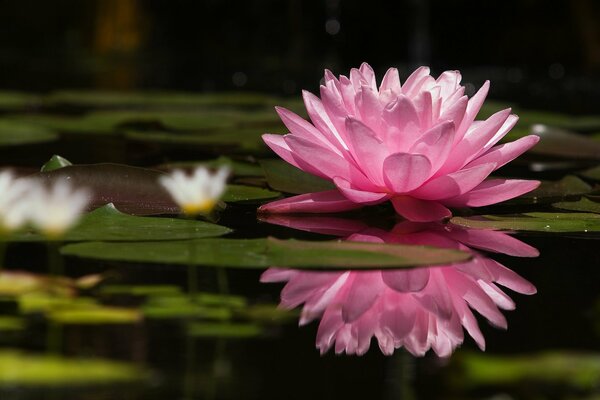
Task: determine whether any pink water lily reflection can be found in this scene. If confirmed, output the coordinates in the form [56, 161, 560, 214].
[260, 64, 540, 222]
[261, 216, 538, 357]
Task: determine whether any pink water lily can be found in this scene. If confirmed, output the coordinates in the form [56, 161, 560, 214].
[261, 215, 538, 357]
[260, 64, 540, 222]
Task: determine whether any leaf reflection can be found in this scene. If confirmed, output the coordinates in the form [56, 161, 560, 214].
[260, 216, 539, 357]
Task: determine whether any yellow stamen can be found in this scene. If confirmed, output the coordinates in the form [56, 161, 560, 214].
[181, 200, 216, 216]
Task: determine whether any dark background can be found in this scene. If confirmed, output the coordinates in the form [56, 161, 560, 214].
[0, 0, 599, 112]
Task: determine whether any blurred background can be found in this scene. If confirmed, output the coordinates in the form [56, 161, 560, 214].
[1, 0, 599, 112]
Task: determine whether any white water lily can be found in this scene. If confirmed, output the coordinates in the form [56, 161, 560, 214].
[0, 171, 35, 232]
[28, 180, 91, 238]
[159, 166, 229, 215]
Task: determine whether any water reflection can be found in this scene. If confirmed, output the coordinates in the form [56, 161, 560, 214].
[260, 216, 538, 357]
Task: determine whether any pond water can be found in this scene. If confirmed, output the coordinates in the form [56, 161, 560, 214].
[0, 90, 598, 400]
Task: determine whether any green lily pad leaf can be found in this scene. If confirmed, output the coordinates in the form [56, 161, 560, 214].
[260, 159, 335, 194]
[553, 197, 600, 214]
[0, 91, 42, 109]
[48, 305, 141, 325]
[0, 316, 25, 332]
[578, 164, 600, 181]
[7, 204, 231, 242]
[45, 90, 278, 108]
[187, 322, 263, 338]
[505, 175, 592, 205]
[0, 349, 145, 386]
[61, 237, 471, 269]
[40, 155, 72, 172]
[0, 119, 58, 146]
[99, 284, 183, 297]
[142, 295, 232, 320]
[451, 212, 600, 232]
[223, 184, 279, 202]
[455, 352, 600, 390]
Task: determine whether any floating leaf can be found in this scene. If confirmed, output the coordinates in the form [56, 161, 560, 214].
[526, 124, 600, 159]
[37, 163, 276, 215]
[451, 212, 600, 232]
[142, 295, 232, 320]
[0, 91, 41, 109]
[61, 237, 471, 269]
[187, 322, 263, 338]
[505, 175, 592, 205]
[48, 305, 141, 325]
[260, 159, 335, 194]
[0, 350, 145, 386]
[456, 352, 600, 390]
[223, 184, 279, 202]
[578, 164, 600, 181]
[553, 197, 600, 214]
[40, 155, 73, 172]
[7, 204, 231, 242]
[99, 285, 183, 297]
[0, 119, 58, 146]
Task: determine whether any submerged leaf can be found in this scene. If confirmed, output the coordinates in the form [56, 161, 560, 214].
[452, 212, 600, 232]
[0, 350, 145, 386]
[61, 237, 471, 269]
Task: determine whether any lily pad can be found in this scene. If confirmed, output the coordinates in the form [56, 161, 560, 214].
[260, 159, 335, 194]
[456, 352, 600, 390]
[37, 163, 276, 215]
[451, 212, 600, 233]
[0, 349, 145, 386]
[552, 197, 600, 214]
[0, 316, 25, 332]
[142, 295, 232, 320]
[7, 204, 231, 242]
[526, 124, 600, 159]
[61, 237, 471, 269]
[48, 305, 141, 325]
[187, 322, 263, 338]
[40, 155, 72, 172]
[505, 175, 592, 205]
[0, 119, 58, 146]
[0, 91, 41, 110]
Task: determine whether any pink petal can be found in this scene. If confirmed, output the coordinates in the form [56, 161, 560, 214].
[467, 135, 540, 171]
[439, 96, 468, 127]
[441, 108, 512, 173]
[401, 66, 431, 97]
[258, 214, 368, 237]
[345, 118, 388, 185]
[382, 269, 431, 292]
[413, 90, 433, 129]
[379, 67, 401, 94]
[391, 196, 452, 222]
[260, 268, 298, 283]
[381, 292, 417, 339]
[383, 95, 421, 151]
[484, 259, 537, 295]
[479, 281, 515, 310]
[436, 70, 462, 100]
[383, 152, 432, 193]
[342, 271, 384, 322]
[478, 114, 519, 156]
[444, 179, 541, 207]
[319, 83, 350, 144]
[409, 121, 455, 173]
[411, 163, 496, 200]
[339, 75, 357, 115]
[333, 176, 389, 204]
[302, 90, 347, 151]
[262, 134, 302, 170]
[446, 227, 539, 257]
[258, 190, 363, 213]
[275, 107, 340, 153]
[359, 62, 377, 90]
[455, 80, 490, 143]
[356, 87, 383, 134]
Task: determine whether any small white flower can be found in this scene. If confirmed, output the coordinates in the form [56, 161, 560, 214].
[159, 166, 229, 216]
[0, 171, 35, 232]
[28, 179, 91, 238]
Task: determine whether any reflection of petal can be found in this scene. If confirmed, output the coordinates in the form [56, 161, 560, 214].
[260, 217, 538, 356]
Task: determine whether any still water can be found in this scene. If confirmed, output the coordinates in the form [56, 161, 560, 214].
[0, 91, 598, 400]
